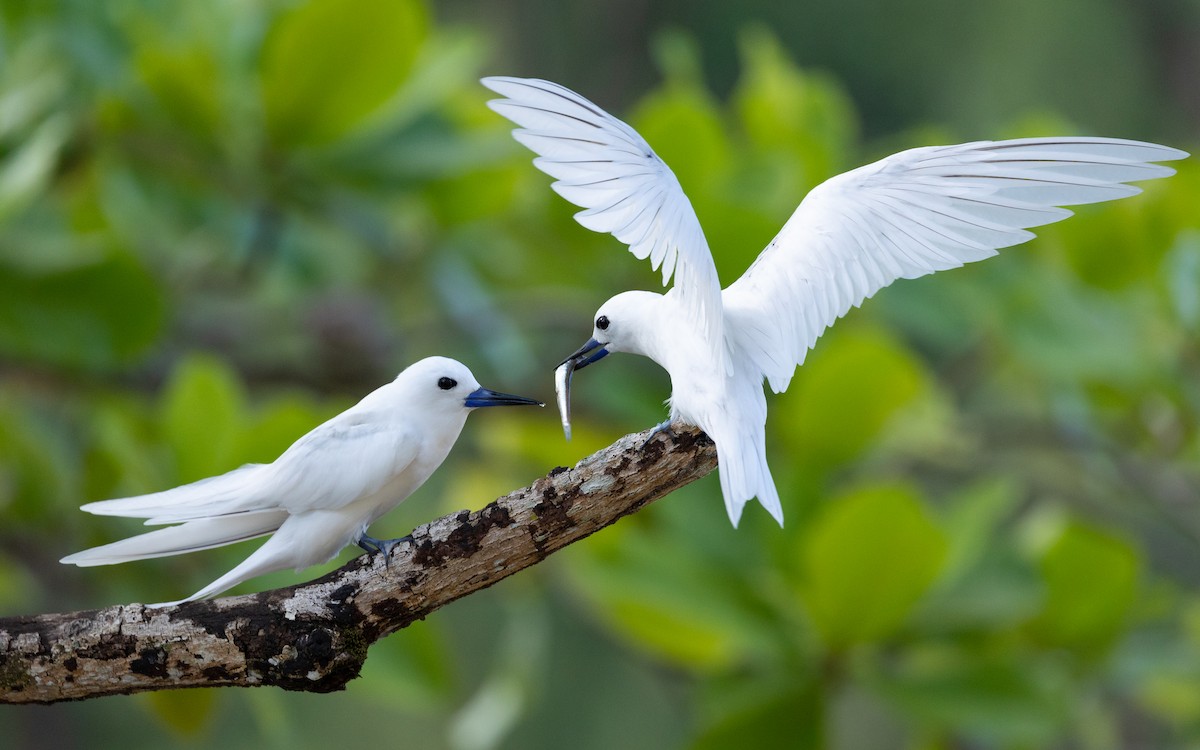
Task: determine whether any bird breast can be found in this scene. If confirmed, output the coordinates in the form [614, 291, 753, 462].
[655, 331, 733, 428]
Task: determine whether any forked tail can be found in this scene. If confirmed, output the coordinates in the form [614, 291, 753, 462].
[716, 433, 784, 528]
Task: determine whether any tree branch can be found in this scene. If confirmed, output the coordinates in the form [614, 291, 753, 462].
[0, 427, 716, 704]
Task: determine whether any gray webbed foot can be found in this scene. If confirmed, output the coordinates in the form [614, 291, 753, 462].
[640, 420, 676, 450]
[356, 533, 413, 567]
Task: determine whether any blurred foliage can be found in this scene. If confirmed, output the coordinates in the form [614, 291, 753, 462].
[0, 1, 1199, 749]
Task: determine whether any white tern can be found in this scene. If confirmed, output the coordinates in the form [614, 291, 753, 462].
[61, 357, 542, 604]
[483, 75, 1187, 527]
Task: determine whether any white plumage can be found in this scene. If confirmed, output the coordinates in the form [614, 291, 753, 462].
[61, 357, 541, 604]
[483, 75, 1187, 527]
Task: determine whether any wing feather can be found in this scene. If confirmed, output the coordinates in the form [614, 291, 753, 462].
[270, 417, 419, 515]
[724, 137, 1187, 392]
[484, 76, 727, 369]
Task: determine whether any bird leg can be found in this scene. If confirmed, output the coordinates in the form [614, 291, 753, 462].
[356, 533, 413, 567]
[640, 420, 676, 450]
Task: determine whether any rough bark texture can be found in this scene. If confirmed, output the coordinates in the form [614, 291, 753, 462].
[0, 426, 716, 705]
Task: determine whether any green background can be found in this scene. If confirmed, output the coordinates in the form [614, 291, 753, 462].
[2, 0, 1200, 747]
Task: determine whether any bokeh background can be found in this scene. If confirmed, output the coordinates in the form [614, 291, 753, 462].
[2, 0, 1200, 747]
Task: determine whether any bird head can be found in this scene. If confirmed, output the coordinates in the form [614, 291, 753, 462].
[393, 357, 542, 415]
[560, 290, 661, 370]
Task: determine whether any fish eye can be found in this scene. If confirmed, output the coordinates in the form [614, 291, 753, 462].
[596, 315, 610, 331]
[438, 377, 457, 391]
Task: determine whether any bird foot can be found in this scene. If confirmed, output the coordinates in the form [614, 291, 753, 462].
[640, 420, 676, 450]
[357, 533, 413, 567]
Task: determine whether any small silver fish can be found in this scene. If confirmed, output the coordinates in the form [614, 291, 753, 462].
[554, 359, 574, 440]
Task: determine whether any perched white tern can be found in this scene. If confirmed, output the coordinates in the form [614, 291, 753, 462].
[61, 357, 542, 604]
[483, 75, 1187, 527]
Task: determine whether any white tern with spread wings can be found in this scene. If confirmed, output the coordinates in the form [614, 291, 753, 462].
[483, 75, 1187, 527]
[61, 357, 542, 604]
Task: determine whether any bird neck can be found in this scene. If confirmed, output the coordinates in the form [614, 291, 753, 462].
[617, 293, 672, 364]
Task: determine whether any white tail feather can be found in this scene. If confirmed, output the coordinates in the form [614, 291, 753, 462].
[81, 464, 269, 521]
[754, 461, 784, 526]
[177, 538, 290, 603]
[60, 511, 286, 567]
[719, 467, 749, 528]
[715, 428, 784, 528]
[177, 518, 337, 603]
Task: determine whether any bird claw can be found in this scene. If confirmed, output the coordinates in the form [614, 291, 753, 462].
[640, 420, 675, 450]
[357, 533, 413, 568]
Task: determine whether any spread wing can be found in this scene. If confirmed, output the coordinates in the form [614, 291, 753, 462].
[723, 137, 1187, 392]
[483, 76, 726, 369]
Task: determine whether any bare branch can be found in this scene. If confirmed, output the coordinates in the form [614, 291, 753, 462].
[0, 427, 716, 704]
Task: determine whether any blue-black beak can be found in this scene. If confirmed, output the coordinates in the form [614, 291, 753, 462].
[464, 387, 543, 409]
[560, 338, 609, 371]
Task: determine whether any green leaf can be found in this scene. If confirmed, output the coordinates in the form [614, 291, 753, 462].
[1048, 190, 1177, 291]
[874, 651, 1067, 745]
[569, 564, 747, 670]
[0, 552, 38, 610]
[775, 327, 928, 476]
[1165, 231, 1200, 332]
[910, 480, 1040, 635]
[800, 484, 947, 647]
[357, 618, 454, 709]
[1029, 521, 1140, 653]
[160, 355, 246, 483]
[605, 597, 740, 669]
[693, 682, 823, 750]
[233, 394, 332, 466]
[0, 113, 69, 222]
[0, 250, 164, 370]
[261, 0, 428, 148]
[142, 688, 218, 737]
[136, 44, 224, 138]
[85, 398, 164, 501]
[999, 261, 1167, 387]
[733, 25, 856, 186]
[0, 36, 68, 143]
[0, 394, 76, 521]
[1139, 674, 1200, 727]
[940, 478, 1020, 582]
[566, 520, 771, 671]
[912, 548, 1043, 633]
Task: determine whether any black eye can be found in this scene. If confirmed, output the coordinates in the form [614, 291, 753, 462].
[438, 377, 457, 391]
[596, 315, 610, 331]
